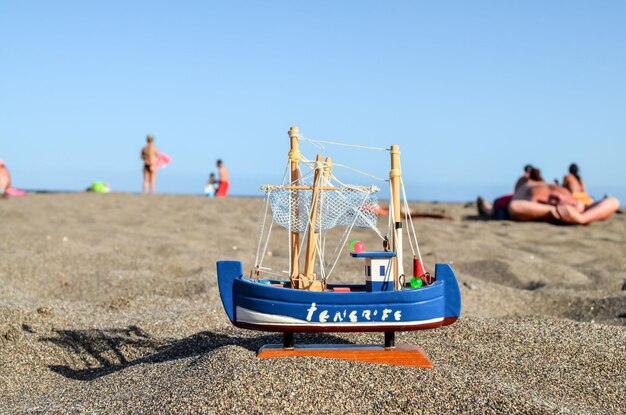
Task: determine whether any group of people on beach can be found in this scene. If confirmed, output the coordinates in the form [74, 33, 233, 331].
[203, 160, 229, 198]
[2, 140, 621, 226]
[140, 135, 229, 197]
[477, 164, 620, 225]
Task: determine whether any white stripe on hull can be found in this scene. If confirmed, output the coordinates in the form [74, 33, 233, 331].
[236, 306, 443, 328]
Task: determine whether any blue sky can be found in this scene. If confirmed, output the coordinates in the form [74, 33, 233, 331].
[1, 1, 625, 202]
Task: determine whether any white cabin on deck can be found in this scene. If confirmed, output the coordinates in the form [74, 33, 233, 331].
[350, 251, 396, 292]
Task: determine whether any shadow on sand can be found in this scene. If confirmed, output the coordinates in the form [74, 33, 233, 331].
[41, 326, 351, 381]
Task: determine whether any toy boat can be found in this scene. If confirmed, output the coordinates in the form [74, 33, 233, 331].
[217, 126, 461, 367]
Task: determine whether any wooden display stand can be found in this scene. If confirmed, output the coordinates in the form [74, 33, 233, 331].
[257, 332, 433, 368]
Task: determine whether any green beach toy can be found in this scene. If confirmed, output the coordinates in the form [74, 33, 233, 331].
[91, 181, 109, 193]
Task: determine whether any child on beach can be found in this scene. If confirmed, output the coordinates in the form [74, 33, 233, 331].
[204, 173, 217, 197]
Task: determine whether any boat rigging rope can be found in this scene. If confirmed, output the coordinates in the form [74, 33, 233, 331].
[315, 171, 327, 280]
[292, 155, 384, 238]
[299, 135, 390, 152]
[401, 177, 426, 271]
[331, 163, 388, 183]
[401, 186, 416, 257]
[329, 173, 385, 240]
[287, 163, 328, 282]
[254, 192, 272, 271]
[288, 181, 292, 276]
[387, 191, 393, 243]
[257, 266, 289, 279]
[300, 151, 388, 184]
[256, 137, 424, 283]
[296, 134, 325, 151]
[296, 165, 310, 264]
[256, 161, 289, 275]
[324, 186, 375, 279]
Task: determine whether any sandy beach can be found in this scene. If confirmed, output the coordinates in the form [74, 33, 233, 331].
[0, 193, 624, 414]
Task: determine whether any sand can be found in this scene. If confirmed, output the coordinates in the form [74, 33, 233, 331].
[1, 193, 624, 414]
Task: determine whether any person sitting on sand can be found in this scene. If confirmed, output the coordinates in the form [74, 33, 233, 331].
[215, 159, 229, 198]
[141, 135, 159, 193]
[204, 173, 216, 197]
[0, 160, 11, 197]
[508, 168, 620, 225]
[477, 164, 535, 219]
[562, 163, 593, 206]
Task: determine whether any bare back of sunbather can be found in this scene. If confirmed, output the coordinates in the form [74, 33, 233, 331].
[508, 181, 559, 222]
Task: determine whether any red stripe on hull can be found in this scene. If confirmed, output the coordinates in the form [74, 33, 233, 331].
[442, 316, 458, 326]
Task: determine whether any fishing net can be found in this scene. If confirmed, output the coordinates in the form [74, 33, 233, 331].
[264, 185, 380, 233]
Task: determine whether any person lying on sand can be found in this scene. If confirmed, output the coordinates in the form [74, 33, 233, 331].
[477, 164, 536, 220]
[508, 168, 620, 225]
[0, 160, 12, 197]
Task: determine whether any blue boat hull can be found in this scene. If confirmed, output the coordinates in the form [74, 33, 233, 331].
[217, 261, 461, 333]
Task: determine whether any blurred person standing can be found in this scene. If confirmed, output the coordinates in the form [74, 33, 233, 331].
[140, 135, 159, 193]
[215, 159, 229, 198]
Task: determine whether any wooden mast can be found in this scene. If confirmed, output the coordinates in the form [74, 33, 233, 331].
[390, 145, 403, 290]
[288, 127, 301, 283]
[299, 154, 324, 291]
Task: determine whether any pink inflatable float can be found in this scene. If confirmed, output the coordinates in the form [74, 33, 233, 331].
[5, 187, 26, 197]
[154, 152, 172, 169]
